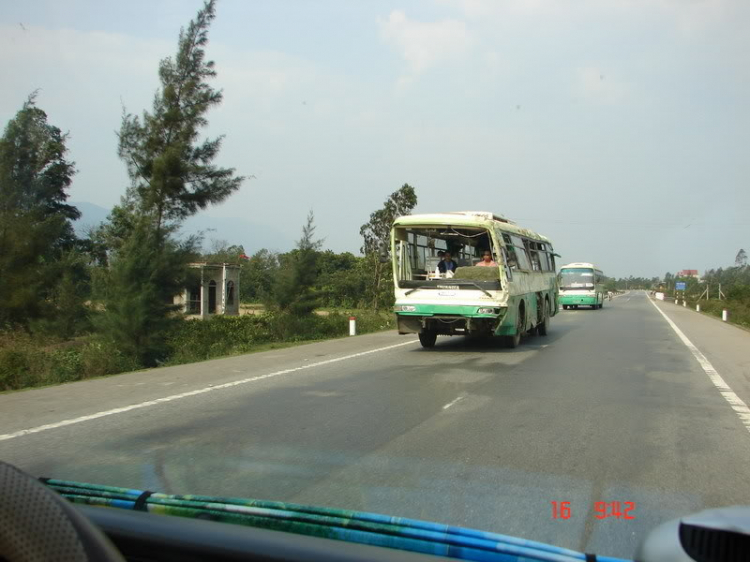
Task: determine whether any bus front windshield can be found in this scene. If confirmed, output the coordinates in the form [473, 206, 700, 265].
[394, 226, 501, 286]
[559, 268, 595, 290]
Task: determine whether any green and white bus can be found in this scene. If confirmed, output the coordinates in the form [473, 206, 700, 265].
[558, 263, 605, 310]
[390, 211, 559, 348]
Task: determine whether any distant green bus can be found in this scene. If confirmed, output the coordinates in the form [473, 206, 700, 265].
[558, 263, 606, 310]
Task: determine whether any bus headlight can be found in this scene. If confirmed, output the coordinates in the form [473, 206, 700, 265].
[477, 307, 500, 314]
[394, 305, 416, 312]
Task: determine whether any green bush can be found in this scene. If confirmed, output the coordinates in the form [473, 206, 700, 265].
[44, 350, 84, 385]
[0, 347, 32, 390]
[693, 298, 750, 329]
[0, 336, 84, 391]
[80, 340, 141, 378]
[166, 310, 395, 366]
[0, 309, 396, 391]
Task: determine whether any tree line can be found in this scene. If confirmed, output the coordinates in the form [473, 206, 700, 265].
[0, 0, 415, 380]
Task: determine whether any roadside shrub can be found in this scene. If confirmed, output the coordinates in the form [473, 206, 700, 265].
[80, 340, 141, 378]
[695, 299, 750, 329]
[43, 350, 84, 385]
[166, 310, 395, 366]
[0, 309, 396, 391]
[0, 335, 86, 390]
[0, 347, 32, 390]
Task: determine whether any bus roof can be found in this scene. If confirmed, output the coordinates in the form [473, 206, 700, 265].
[393, 211, 552, 244]
[560, 262, 601, 270]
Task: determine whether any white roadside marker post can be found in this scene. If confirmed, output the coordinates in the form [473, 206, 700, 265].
[349, 316, 357, 336]
[722, 309, 729, 322]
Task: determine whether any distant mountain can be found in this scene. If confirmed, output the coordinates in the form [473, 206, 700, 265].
[71, 201, 110, 234]
[70, 201, 294, 253]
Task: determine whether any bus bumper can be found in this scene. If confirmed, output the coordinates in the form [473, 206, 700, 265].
[395, 307, 506, 336]
[559, 295, 598, 306]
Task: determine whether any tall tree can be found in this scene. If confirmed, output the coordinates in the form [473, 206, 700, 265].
[94, 221, 196, 365]
[0, 94, 80, 328]
[735, 248, 747, 267]
[98, 0, 243, 364]
[116, 0, 243, 236]
[268, 212, 323, 315]
[360, 184, 417, 310]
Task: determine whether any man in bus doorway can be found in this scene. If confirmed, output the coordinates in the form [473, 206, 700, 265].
[476, 250, 498, 267]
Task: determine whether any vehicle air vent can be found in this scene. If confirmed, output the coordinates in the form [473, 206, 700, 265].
[679, 523, 749, 562]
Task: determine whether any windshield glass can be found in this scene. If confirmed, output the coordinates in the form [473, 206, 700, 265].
[2, 1, 748, 560]
[395, 226, 500, 285]
[559, 268, 595, 289]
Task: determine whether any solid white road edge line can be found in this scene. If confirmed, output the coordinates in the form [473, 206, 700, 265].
[0, 339, 419, 442]
[648, 297, 750, 435]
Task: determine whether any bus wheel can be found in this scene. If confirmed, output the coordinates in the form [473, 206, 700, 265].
[419, 331, 437, 348]
[505, 304, 524, 348]
[538, 299, 549, 336]
[562, 305, 568, 310]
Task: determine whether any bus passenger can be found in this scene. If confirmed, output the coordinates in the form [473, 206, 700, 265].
[437, 251, 458, 274]
[476, 250, 498, 267]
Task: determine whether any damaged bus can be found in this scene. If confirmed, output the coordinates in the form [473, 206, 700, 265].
[391, 212, 559, 348]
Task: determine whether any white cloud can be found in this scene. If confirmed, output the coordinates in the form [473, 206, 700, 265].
[378, 10, 472, 80]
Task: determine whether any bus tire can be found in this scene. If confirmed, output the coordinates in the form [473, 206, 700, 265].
[538, 299, 550, 336]
[419, 331, 437, 348]
[563, 305, 568, 310]
[505, 303, 524, 348]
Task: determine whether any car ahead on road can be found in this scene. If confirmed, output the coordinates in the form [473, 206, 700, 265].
[1, 461, 745, 562]
[390, 211, 559, 349]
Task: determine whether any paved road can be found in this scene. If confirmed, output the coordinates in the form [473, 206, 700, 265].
[2, 291, 749, 558]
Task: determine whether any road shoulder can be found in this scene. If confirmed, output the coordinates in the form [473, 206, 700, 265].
[648, 293, 750, 426]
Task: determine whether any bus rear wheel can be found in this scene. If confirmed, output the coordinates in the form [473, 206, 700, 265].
[538, 299, 549, 336]
[419, 331, 437, 348]
[504, 304, 524, 348]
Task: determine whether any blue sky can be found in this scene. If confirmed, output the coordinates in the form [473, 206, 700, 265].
[2, 0, 748, 277]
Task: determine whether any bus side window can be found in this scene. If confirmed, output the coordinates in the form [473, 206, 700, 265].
[501, 234, 518, 268]
[501, 248, 513, 282]
[537, 244, 551, 271]
[509, 235, 532, 270]
[526, 241, 541, 271]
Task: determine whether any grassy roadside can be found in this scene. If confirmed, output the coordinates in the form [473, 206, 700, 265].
[661, 294, 750, 330]
[0, 338, 334, 396]
[0, 310, 395, 393]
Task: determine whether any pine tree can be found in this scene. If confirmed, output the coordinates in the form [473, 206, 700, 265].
[98, 0, 244, 364]
[0, 94, 80, 328]
[269, 212, 323, 316]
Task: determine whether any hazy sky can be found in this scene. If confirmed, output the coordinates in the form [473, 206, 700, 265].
[2, 0, 748, 278]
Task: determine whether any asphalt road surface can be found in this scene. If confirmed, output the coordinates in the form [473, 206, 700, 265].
[2, 291, 749, 558]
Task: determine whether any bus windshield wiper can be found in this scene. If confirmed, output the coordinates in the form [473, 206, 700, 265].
[464, 282, 493, 298]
